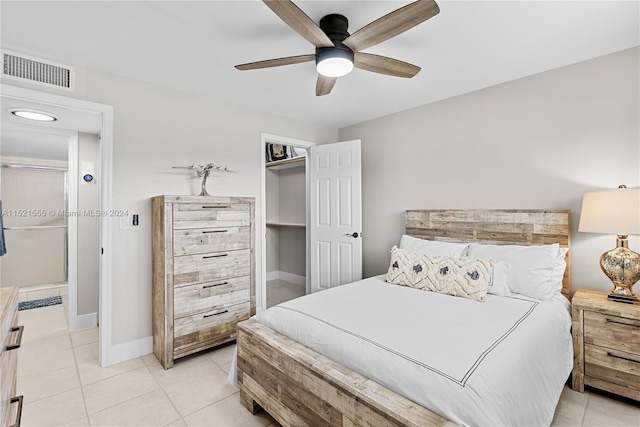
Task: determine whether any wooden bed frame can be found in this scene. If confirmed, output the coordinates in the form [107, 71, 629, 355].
[237, 209, 571, 426]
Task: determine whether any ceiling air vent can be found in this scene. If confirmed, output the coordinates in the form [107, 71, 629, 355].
[2, 50, 74, 91]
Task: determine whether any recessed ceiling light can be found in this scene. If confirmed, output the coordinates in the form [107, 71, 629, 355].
[10, 108, 58, 122]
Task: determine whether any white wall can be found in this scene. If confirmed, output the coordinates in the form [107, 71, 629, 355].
[277, 166, 306, 277]
[77, 133, 100, 316]
[339, 47, 640, 294]
[2, 56, 338, 351]
[93, 71, 337, 346]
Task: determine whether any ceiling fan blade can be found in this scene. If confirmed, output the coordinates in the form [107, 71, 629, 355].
[354, 52, 421, 78]
[316, 75, 337, 96]
[263, 0, 334, 48]
[235, 54, 315, 70]
[343, 0, 440, 52]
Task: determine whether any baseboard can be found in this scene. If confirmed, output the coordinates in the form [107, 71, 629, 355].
[266, 271, 279, 281]
[18, 282, 67, 292]
[104, 335, 153, 367]
[74, 312, 98, 330]
[266, 270, 305, 287]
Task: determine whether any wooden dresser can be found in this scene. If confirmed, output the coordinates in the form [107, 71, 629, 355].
[152, 195, 255, 369]
[1, 287, 23, 427]
[572, 289, 640, 401]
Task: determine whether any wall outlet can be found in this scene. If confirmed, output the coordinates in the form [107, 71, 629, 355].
[119, 216, 129, 230]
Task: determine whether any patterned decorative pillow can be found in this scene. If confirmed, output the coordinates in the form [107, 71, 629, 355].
[386, 246, 494, 302]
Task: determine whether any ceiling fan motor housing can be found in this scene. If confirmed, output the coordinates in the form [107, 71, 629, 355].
[316, 14, 354, 66]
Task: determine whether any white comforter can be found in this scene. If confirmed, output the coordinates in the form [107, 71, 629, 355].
[240, 275, 573, 426]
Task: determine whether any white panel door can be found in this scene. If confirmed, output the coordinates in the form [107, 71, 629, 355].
[310, 139, 362, 293]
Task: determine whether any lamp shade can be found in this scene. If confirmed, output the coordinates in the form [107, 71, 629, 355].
[578, 187, 640, 235]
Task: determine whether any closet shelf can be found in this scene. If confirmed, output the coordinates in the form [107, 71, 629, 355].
[266, 222, 306, 230]
[266, 156, 305, 170]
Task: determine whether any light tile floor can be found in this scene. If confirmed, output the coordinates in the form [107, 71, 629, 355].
[16, 295, 640, 427]
[16, 301, 278, 427]
[266, 279, 306, 308]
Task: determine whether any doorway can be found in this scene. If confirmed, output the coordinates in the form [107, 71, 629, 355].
[260, 133, 315, 311]
[1, 84, 114, 366]
[1, 128, 100, 324]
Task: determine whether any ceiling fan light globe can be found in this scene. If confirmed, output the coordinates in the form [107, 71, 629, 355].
[316, 46, 354, 78]
[317, 57, 353, 77]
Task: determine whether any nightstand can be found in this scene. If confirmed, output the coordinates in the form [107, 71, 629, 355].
[571, 289, 640, 401]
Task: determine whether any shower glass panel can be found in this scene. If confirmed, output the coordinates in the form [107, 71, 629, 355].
[1, 165, 67, 287]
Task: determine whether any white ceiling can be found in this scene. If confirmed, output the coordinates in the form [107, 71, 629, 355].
[1, 0, 639, 134]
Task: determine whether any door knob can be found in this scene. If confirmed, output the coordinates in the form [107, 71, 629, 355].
[345, 232, 359, 238]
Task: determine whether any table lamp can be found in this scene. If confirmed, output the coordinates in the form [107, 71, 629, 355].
[578, 185, 640, 302]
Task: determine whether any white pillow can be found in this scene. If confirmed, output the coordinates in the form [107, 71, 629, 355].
[466, 243, 564, 300]
[487, 261, 512, 296]
[550, 247, 568, 296]
[399, 235, 468, 258]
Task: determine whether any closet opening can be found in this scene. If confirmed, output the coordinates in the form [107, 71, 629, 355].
[259, 133, 315, 311]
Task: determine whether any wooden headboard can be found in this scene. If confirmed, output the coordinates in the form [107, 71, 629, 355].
[405, 209, 572, 299]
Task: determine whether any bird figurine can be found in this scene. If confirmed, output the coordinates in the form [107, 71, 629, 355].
[172, 163, 237, 196]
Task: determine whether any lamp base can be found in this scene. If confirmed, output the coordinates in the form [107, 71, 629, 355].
[600, 235, 640, 300]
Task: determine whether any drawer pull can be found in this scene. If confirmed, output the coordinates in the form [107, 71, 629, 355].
[8, 395, 23, 427]
[6, 326, 24, 351]
[203, 282, 229, 289]
[605, 317, 640, 328]
[202, 205, 229, 209]
[204, 310, 229, 318]
[607, 351, 640, 365]
[202, 230, 228, 234]
[203, 254, 228, 259]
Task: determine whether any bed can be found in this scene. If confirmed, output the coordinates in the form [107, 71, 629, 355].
[234, 209, 572, 426]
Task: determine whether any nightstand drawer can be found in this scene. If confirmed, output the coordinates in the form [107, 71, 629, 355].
[584, 311, 640, 355]
[585, 344, 640, 391]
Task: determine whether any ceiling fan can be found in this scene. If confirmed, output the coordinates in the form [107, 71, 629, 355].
[235, 0, 440, 96]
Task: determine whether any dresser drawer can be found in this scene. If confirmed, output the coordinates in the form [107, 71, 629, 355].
[174, 249, 251, 286]
[174, 276, 250, 319]
[173, 226, 250, 256]
[585, 344, 640, 391]
[584, 311, 640, 355]
[173, 301, 251, 352]
[0, 288, 20, 427]
[173, 203, 251, 230]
